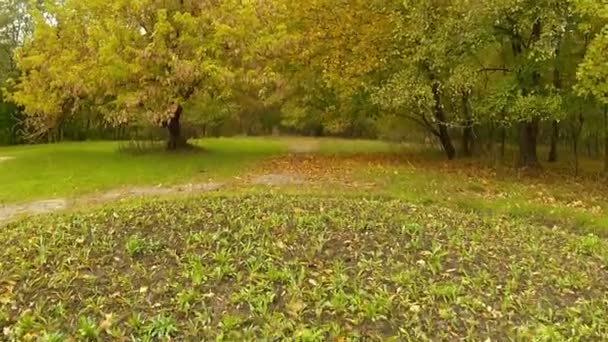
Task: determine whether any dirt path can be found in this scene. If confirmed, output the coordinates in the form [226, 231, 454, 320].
[0, 199, 69, 221]
[0, 182, 226, 224]
[286, 138, 321, 154]
[0, 150, 358, 224]
[0, 172, 310, 224]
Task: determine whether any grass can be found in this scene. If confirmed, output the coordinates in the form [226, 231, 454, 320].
[3, 137, 608, 340]
[245, 148, 608, 237]
[354, 157, 608, 237]
[2, 195, 608, 341]
[0, 137, 403, 204]
[0, 137, 285, 204]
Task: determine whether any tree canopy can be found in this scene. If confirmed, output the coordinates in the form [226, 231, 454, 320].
[1, 0, 607, 166]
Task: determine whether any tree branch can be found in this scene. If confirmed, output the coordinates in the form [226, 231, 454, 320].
[478, 67, 511, 73]
[406, 115, 439, 137]
[420, 113, 441, 138]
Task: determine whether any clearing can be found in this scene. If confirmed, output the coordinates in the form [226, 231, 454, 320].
[0, 137, 395, 204]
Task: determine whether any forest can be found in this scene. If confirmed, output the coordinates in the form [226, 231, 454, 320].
[0, 0, 606, 169]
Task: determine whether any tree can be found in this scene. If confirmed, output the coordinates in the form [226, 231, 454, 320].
[373, 0, 491, 159]
[575, 0, 608, 171]
[0, 0, 32, 145]
[280, 0, 489, 159]
[10, 0, 245, 148]
[268, 0, 395, 137]
[483, 0, 573, 168]
[0, 0, 31, 84]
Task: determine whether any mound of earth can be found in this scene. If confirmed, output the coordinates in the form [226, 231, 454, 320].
[1, 195, 607, 340]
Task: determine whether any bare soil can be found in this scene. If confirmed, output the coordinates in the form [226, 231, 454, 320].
[0, 181, 225, 223]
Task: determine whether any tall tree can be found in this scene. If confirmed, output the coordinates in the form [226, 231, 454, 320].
[0, 0, 31, 84]
[373, 0, 489, 159]
[10, 0, 244, 147]
[282, 0, 489, 159]
[486, 0, 570, 168]
[272, 0, 396, 137]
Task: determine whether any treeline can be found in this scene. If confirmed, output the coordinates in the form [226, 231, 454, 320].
[1, 0, 608, 169]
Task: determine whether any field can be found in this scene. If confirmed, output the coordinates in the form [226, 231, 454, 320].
[0, 137, 398, 204]
[1, 138, 608, 341]
[0, 138, 286, 204]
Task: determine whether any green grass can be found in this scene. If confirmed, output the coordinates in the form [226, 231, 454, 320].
[348, 156, 608, 237]
[2, 194, 607, 341]
[0, 137, 408, 204]
[3, 138, 608, 340]
[0, 137, 285, 204]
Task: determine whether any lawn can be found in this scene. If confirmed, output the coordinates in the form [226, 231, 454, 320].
[244, 150, 608, 237]
[0, 137, 398, 204]
[2, 138, 608, 341]
[0, 138, 286, 204]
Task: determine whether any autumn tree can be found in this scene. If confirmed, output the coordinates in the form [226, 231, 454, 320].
[268, 0, 396, 137]
[279, 0, 488, 158]
[6, 0, 608, 173]
[10, 0, 247, 148]
[373, 0, 492, 159]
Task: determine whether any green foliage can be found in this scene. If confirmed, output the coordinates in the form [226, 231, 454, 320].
[77, 316, 101, 341]
[512, 91, 564, 121]
[577, 26, 608, 103]
[375, 115, 412, 142]
[38, 332, 67, 342]
[0, 100, 22, 144]
[0, 0, 31, 86]
[0, 1, 30, 145]
[125, 234, 147, 257]
[9, 0, 258, 140]
[143, 314, 178, 339]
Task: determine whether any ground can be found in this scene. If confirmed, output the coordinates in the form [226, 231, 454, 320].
[1, 137, 608, 341]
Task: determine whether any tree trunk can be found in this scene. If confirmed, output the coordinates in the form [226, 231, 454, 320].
[462, 126, 473, 157]
[548, 30, 562, 164]
[461, 91, 473, 157]
[431, 83, 456, 160]
[573, 113, 584, 176]
[548, 120, 559, 162]
[604, 106, 608, 174]
[167, 105, 185, 150]
[486, 122, 495, 156]
[500, 127, 506, 159]
[515, 19, 542, 169]
[517, 119, 540, 168]
[596, 134, 600, 158]
[438, 125, 456, 160]
[573, 137, 579, 176]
